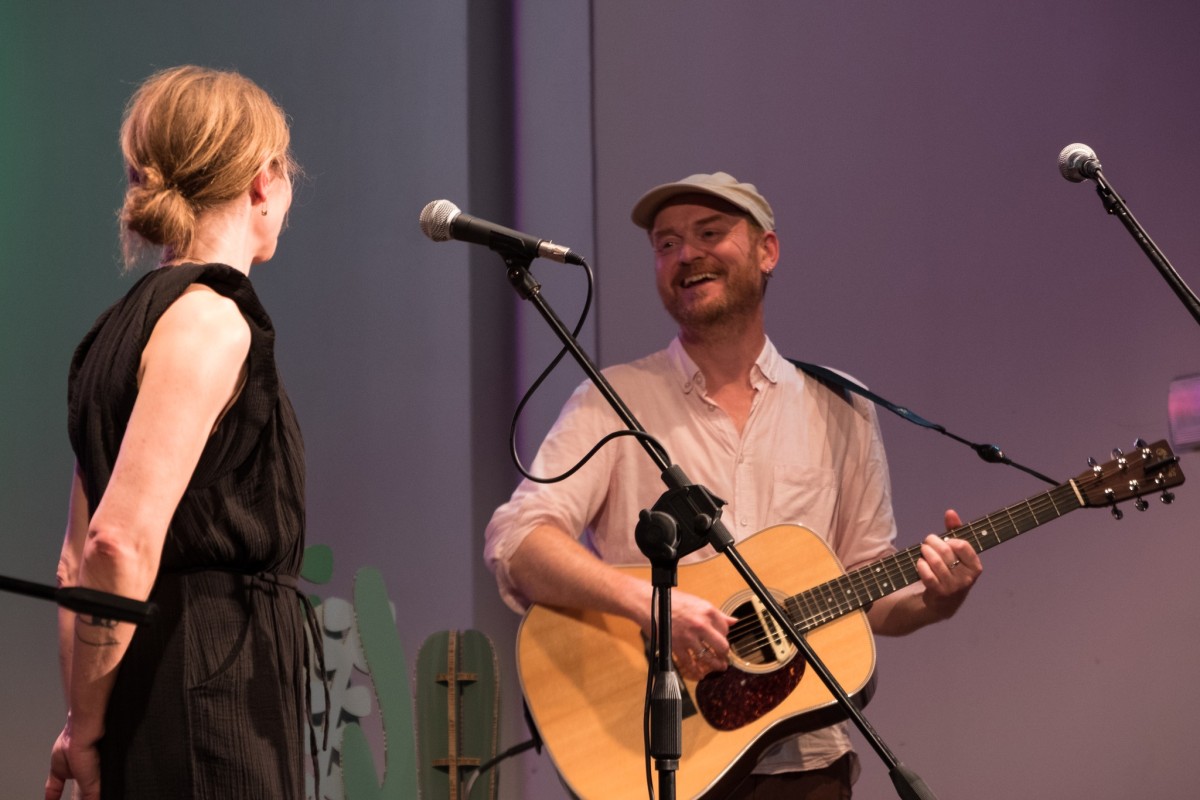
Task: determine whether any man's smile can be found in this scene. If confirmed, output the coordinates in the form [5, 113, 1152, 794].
[681, 271, 719, 288]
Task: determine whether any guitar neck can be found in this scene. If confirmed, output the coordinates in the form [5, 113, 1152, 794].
[788, 481, 1083, 633]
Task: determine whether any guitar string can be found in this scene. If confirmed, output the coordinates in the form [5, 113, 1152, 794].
[758, 484, 1070, 642]
[720, 464, 1162, 661]
[726, 458, 1169, 658]
[725, 492, 1064, 657]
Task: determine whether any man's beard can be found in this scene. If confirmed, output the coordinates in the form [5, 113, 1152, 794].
[662, 259, 765, 331]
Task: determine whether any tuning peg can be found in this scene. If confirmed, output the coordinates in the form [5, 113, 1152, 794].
[1134, 437, 1148, 449]
[1154, 474, 1176, 505]
[1088, 456, 1102, 475]
[1135, 497, 1149, 512]
[1104, 487, 1124, 519]
[1112, 447, 1128, 471]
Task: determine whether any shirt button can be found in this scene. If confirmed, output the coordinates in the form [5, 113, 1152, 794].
[739, 518, 748, 527]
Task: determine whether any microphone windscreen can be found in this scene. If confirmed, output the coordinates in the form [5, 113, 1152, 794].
[1058, 143, 1098, 182]
[419, 199, 460, 241]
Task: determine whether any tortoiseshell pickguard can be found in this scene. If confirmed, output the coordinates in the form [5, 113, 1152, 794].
[694, 659, 805, 731]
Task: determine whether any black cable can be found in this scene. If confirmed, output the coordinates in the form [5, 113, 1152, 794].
[509, 258, 671, 483]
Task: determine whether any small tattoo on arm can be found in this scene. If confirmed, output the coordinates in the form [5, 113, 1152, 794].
[76, 615, 120, 647]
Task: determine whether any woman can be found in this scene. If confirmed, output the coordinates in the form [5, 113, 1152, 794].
[47, 65, 313, 800]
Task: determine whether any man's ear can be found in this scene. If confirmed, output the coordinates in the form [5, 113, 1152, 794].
[758, 230, 780, 273]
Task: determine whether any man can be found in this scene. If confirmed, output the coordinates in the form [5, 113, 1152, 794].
[485, 172, 981, 798]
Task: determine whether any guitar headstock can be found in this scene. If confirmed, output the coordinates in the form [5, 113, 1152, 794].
[1074, 439, 1185, 518]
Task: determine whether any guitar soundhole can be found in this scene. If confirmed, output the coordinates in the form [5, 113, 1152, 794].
[694, 591, 806, 731]
[723, 592, 798, 673]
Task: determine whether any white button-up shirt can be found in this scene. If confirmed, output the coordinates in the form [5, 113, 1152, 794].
[486, 335, 899, 774]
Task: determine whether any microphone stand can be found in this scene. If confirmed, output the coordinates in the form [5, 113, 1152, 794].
[1088, 169, 1200, 328]
[498, 249, 939, 800]
[0, 572, 157, 624]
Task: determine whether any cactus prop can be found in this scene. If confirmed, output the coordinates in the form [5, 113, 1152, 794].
[415, 630, 500, 800]
[302, 548, 420, 800]
[340, 567, 420, 800]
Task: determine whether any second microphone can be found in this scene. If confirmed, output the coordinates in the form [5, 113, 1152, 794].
[419, 199, 587, 265]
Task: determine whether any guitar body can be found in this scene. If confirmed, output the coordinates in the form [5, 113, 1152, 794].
[517, 524, 877, 800]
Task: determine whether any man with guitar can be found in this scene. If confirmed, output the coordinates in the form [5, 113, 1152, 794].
[485, 172, 982, 798]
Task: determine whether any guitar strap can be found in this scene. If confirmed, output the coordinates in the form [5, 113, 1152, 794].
[785, 357, 943, 431]
[785, 357, 1059, 485]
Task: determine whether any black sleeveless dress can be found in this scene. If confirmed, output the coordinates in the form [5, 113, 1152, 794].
[68, 264, 309, 799]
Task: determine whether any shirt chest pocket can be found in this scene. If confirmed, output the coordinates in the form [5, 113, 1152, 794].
[769, 464, 840, 541]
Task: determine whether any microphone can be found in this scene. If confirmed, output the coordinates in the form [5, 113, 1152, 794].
[1060, 143, 1200, 326]
[419, 199, 585, 265]
[1058, 143, 1103, 182]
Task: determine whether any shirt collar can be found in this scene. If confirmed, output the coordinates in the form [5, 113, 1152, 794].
[666, 335, 783, 393]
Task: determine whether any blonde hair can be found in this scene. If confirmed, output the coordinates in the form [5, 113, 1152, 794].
[118, 65, 297, 266]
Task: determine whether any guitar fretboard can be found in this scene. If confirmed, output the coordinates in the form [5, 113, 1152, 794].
[786, 482, 1083, 633]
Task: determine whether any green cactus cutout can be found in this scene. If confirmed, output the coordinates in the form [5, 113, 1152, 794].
[304, 549, 420, 800]
[301, 544, 335, 586]
[415, 630, 500, 800]
[339, 566, 419, 800]
[304, 547, 505, 800]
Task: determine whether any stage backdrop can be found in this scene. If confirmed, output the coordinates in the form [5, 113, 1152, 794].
[2, 2, 1197, 799]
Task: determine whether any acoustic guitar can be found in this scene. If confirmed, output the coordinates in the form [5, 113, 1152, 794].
[517, 440, 1184, 799]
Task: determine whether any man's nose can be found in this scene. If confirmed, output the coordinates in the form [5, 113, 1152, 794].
[677, 236, 704, 262]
